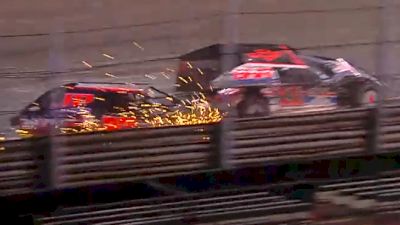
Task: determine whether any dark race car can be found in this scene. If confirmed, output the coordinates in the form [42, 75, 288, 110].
[11, 82, 220, 137]
[176, 44, 382, 117]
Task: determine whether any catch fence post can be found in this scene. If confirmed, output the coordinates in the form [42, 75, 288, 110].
[211, 119, 233, 169]
[217, 0, 241, 169]
[365, 107, 379, 154]
[40, 132, 63, 190]
[34, 137, 57, 190]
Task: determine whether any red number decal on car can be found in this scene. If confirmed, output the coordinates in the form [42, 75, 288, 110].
[279, 86, 304, 106]
[63, 93, 95, 107]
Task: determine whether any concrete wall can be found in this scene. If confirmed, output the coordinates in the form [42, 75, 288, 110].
[0, 0, 399, 135]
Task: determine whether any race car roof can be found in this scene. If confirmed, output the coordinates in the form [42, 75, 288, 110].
[63, 82, 149, 93]
[179, 43, 298, 61]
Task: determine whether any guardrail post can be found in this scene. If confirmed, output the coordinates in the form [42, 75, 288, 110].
[215, 0, 241, 170]
[36, 135, 61, 190]
[34, 137, 54, 190]
[365, 106, 379, 154]
[211, 119, 232, 169]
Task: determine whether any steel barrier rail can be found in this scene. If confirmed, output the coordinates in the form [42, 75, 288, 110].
[35, 171, 400, 225]
[229, 107, 372, 167]
[35, 185, 311, 225]
[234, 107, 370, 129]
[380, 104, 400, 152]
[0, 123, 217, 194]
[313, 171, 400, 224]
[0, 105, 391, 195]
[53, 124, 217, 188]
[0, 138, 47, 195]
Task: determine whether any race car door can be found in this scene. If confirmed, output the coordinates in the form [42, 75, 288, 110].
[277, 67, 329, 108]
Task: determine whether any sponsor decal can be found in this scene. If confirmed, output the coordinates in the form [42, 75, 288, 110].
[231, 63, 276, 80]
[63, 93, 95, 107]
[278, 86, 305, 106]
[305, 96, 337, 105]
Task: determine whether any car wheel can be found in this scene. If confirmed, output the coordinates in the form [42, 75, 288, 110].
[349, 84, 378, 107]
[360, 89, 377, 106]
[237, 96, 270, 118]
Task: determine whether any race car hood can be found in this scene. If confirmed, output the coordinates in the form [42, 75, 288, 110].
[326, 58, 382, 86]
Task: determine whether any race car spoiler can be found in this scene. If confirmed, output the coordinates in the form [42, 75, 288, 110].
[179, 43, 298, 60]
[67, 82, 151, 87]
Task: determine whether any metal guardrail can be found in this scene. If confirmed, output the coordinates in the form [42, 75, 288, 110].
[2, 105, 400, 195]
[31, 171, 400, 225]
[0, 138, 47, 195]
[35, 186, 311, 225]
[230, 108, 371, 167]
[0, 124, 217, 194]
[381, 104, 400, 152]
[53, 124, 217, 189]
[313, 170, 400, 224]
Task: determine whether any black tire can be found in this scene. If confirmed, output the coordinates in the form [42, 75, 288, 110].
[348, 83, 378, 107]
[237, 95, 270, 118]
